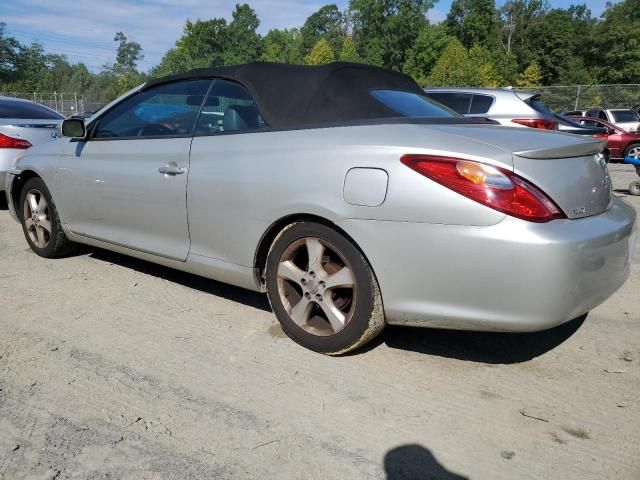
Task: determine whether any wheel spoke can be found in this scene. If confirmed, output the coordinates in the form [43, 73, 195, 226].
[319, 296, 347, 333]
[37, 194, 49, 212]
[277, 260, 306, 285]
[39, 216, 52, 233]
[289, 296, 313, 326]
[36, 226, 47, 248]
[324, 266, 354, 290]
[27, 193, 38, 213]
[305, 238, 325, 274]
[24, 217, 34, 230]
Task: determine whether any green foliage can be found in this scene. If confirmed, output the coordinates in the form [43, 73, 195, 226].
[426, 39, 502, 87]
[447, 0, 501, 49]
[300, 5, 345, 58]
[403, 24, 454, 86]
[339, 36, 361, 62]
[305, 38, 335, 65]
[2, 0, 640, 110]
[516, 62, 543, 87]
[348, 0, 433, 70]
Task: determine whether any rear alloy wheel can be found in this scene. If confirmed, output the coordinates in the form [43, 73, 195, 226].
[266, 222, 385, 355]
[629, 180, 640, 196]
[623, 143, 640, 160]
[20, 177, 75, 258]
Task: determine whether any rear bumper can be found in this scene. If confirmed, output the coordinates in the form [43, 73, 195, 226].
[338, 197, 637, 332]
[0, 149, 18, 192]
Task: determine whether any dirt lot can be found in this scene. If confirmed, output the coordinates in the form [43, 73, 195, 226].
[0, 164, 639, 480]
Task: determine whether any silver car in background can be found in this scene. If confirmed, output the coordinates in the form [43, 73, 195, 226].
[0, 96, 64, 191]
[423, 87, 559, 130]
[4, 63, 638, 355]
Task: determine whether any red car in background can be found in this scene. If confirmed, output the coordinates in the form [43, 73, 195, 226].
[568, 116, 640, 162]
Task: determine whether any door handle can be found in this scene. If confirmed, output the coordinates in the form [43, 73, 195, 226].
[158, 163, 186, 176]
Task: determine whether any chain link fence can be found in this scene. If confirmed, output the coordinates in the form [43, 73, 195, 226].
[519, 84, 640, 113]
[3, 84, 640, 117]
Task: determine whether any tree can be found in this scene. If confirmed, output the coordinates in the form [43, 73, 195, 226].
[261, 28, 302, 64]
[304, 38, 335, 65]
[403, 24, 453, 86]
[427, 38, 502, 87]
[224, 4, 261, 65]
[591, 0, 640, 83]
[339, 36, 361, 62]
[349, 0, 433, 70]
[516, 62, 542, 87]
[300, 5, 345, 58]
[113, 32, 143, 74]
[446, 0, 502, 49]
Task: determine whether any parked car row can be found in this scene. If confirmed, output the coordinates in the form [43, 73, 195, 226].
[3, 62, 637, 354]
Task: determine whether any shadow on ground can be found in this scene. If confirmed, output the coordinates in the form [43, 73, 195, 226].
[85, 246, 583, 363]
[0, 195, 8, 210]
[384, 444, 468, 480]
[381, 315, 586, 364]
[88, 248, 271, 312]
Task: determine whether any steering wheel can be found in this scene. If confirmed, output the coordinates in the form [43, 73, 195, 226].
[136, 123, 173, 136]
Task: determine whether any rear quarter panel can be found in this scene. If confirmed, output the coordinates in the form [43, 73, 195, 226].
[187, 124, 509, 268]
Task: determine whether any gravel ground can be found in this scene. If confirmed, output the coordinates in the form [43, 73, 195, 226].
[0, 164, 638, 480]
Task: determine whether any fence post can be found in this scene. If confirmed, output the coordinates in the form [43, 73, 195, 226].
[74, 92, 78, 115]
[574, 85, 581, 110]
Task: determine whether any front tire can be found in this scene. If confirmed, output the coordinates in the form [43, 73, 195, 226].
[19, 177, 75, 258]
[266, 222, 385, 355]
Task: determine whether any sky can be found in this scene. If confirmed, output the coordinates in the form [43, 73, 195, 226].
[1, 0, 615, 72]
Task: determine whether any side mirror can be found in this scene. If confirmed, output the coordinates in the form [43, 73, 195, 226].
[61, 118, 86, 139]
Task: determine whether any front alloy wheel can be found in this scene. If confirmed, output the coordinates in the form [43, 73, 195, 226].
[23, 189, 52, 249]
[266, 222, 385, 355]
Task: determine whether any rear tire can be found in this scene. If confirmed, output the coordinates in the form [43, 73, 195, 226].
[623, 143, 640, 160]
[266, 222, 385, 355]
[629, 180, 640, 196]
[19, 177, 76, 258]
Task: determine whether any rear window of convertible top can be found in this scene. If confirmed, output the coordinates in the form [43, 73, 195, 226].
[370, 90, 460, 118]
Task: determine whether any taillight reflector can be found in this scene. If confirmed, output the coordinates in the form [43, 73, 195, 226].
[0, 132, 32, 149]
[511, 118, 558, 130]
[401, 155, 565, 223]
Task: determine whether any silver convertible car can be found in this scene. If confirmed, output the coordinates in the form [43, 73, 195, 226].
[4, 62, 638, 354]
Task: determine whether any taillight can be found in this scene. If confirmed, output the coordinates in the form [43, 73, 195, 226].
[401, 155, 565, 223]
[511, 118, 558, 130]
[0, 132, 32, 149]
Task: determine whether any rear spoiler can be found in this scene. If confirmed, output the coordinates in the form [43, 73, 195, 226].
[514, 138, 605, 159]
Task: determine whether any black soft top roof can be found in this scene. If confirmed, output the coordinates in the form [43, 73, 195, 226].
[143, 62, 428, 128]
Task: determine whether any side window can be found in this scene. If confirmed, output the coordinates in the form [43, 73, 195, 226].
[92, 79, 211, 139]
[195, 79, 265, 135]
[469, 94, 494, 114]
[424, 92, 472, 114]
[598, 110, 608, 121]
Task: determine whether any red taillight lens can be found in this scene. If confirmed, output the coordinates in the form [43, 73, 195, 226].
[401, 155, 565, 223]
[511, 118, 558, 130]
[0, 132, 32, 149]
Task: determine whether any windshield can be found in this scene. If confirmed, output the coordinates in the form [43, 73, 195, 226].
[0, 99, 64, 120]
[370, 90, 460, 118]
[610, 110, 640, 123]
[526, 96, 555, 118]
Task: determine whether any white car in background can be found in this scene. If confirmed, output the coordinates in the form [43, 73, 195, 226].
[585, 108, 640, 131]
[0, 96, 64, 191]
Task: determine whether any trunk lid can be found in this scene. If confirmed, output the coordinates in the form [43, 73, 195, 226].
[0, 119, 62, 146]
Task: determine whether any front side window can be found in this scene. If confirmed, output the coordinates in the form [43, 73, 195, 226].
[92, 79, 211, 139]
[371, 90, 459, 118]
[195, 79, 266, 135]
[598, 110, 608, 121]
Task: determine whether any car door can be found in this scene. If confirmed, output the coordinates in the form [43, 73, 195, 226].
[56, 79, 212, 261]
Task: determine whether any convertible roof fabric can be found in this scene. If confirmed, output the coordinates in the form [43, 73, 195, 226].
[143, 62, 427, 128]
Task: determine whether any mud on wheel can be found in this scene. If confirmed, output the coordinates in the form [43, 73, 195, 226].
[266, 222, 385, 355]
